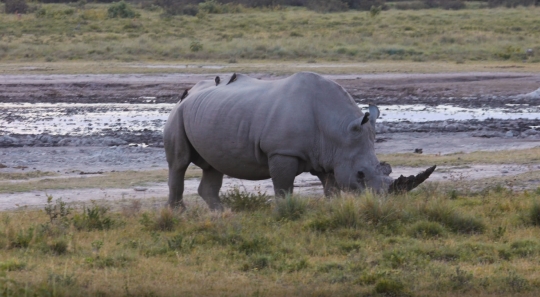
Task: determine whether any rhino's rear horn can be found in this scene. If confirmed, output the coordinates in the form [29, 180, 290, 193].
[388, 165, 436, 194]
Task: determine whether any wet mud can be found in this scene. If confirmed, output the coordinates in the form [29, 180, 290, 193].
[1, 71, 540, 210]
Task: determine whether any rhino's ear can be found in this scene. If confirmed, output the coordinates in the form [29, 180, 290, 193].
[348, 112, 370, 132]
[368, 104, 380, 126]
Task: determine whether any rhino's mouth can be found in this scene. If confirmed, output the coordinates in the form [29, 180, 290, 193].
[388, 165, 437, 194]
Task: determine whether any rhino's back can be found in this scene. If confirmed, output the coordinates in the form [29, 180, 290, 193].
[180, 72, 354, 179]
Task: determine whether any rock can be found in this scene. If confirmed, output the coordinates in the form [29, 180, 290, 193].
[101, 137, 128, 146]
[471, 130, 502, 138]
[134, 187, 148, 192]
[504, 131, 514, 138]
[444, 124, 458, 132]
[522, 129, 539, 137]
[414, 148, 423, 154]
[0, 135, 20, 147]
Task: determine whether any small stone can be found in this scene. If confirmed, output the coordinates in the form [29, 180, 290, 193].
[134, 187, 148, 192]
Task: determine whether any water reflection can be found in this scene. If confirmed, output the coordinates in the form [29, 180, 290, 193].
[1, 102, 539, 136]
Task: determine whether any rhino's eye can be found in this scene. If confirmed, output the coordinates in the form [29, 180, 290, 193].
[357, 171, 365, 179]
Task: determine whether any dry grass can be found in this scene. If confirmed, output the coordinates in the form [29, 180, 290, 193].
[2, 60, 540, 75]
[0, 170, 57, 180]
[1, 4, 540, 67]
[0, 167, 201, 193]
[380, 147, 540, 167]
[2, 186, 540, 296]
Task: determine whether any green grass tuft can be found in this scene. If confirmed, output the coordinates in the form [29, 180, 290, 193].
[273, 195, 307, 221]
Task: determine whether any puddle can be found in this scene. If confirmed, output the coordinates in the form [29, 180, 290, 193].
[1, 102, 539, 136]
[0, 103, 171, 136]
[358, 104, 540, 122]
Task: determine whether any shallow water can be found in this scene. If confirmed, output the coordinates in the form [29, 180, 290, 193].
[358, 104, 540, 122]
[1, 102, 539, 136]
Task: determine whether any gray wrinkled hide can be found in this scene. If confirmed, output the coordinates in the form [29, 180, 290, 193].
[164, 72, 392, 210]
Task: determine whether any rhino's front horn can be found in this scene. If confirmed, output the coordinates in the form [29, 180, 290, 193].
[388, 165, 436, 194]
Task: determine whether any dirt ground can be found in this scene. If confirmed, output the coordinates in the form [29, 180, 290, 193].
[1, 71, 540, 211]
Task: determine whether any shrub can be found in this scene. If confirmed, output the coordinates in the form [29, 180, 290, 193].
[10, 226, 35, 248]
[505, 271, 530, 293]
[273, 195, 307, 221]
[87, 254, 134, 269]
[0, 260, 26, 272]
[155, 208, 177, 231]
[423, 0, 465, 10]
[359, 195, 400, 226]
[450, 266, 473, 290]
[488, 0, 539, 8]
[4, 0, 28, 14]
[155, 0, 199, 16]
[190, 40, 203, 52]
[424, 202, 485, 234]
[242, 254, 272, 271]
[44, 195, 71, 225]
[510, 239, 540, 257]
[221, 186, 270, 212]
[331, 198, 361, 229]
[408, 221, 446, 238]
[48, 238, 69, 255]
[304, 0, 349, 12]
[374, 278, 407, 295]
[139, 208, 179, 231]
[108, 1, 138, 18]
[73, 202, 115, 231]
[528, 200, 540, 226]
[343, 0, 387, 11]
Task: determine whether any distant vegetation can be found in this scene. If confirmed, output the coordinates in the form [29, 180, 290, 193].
[4, 1, 540, 14]
[0, 1, 538, 63]
[2, 185, 540, 295]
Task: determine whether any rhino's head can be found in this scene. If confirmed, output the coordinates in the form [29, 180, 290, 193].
[332, 105, 435, 194]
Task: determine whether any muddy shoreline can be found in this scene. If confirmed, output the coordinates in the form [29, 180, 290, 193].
[1, 71, 540, 211]
[1, 72, 540, 148]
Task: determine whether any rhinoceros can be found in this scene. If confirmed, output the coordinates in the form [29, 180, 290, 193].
[164, 72, 435, 210]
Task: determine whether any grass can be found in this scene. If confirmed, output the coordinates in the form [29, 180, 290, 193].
[1, 3, 540, 68]
[379, 147, 540, 167]
[1, 187, 540, 296]
[0, 167, 201, 193]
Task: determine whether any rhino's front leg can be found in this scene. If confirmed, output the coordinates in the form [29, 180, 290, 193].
[314, 172, 340, 197]
[269, 155, 299, 197]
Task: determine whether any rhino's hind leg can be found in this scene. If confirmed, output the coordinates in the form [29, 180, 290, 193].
[269, 155, 299, 197]
[168, 162, 189, 209]
[197, 166, 225, 211]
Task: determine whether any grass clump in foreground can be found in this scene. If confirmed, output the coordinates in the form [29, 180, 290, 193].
[2, 186, 540, 296]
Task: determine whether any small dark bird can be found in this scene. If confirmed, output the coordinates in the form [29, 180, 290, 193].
[361, 112, 370, 125]
[180, 89, 189, 101]
[215, 76, 220, 86]
[227, 73, 237, 85]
